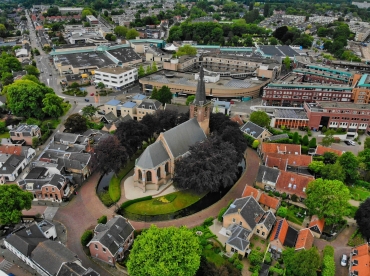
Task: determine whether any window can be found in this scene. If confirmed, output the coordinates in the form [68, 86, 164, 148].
[138, 170, 142, 180]
[146, 171, 152, 182]
[239, 221, 242, 226]
[45, 188, 48, 191]
[103, 247, 106, 253]
[257, 229, 260, 233]
[232, 218, 235, 223]
[157, 167, 161, 179]
[165, 162, 169, 173]
[52, 188, 54, 192]
[262, 232, 265, 236]
[95, 244, 98, 250]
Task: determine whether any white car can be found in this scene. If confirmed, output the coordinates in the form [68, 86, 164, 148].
[340, 254, 348, 267]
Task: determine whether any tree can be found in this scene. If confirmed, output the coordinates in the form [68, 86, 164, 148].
[146, 64, 152, 75]
[277, 206, 287, 218]
[263, 3, 270, 17]
[252, 140, 259, 149]
[138, 65, 145, 78]
[355, 198, 370, 240]
[302, 135, 309, 146]
[64, 113, 87, 133]
[154, 109, 179, 133]
[5, 79, 54, 119]
[323, 152, 338, 164]
[364, 137, 370, 149]
[292, 132, 299, 144]
[250, 111, 270, 128]
[186, 95, 195, 106]
[269, 37, 278, 45]
[305, 178, 350, 225]
[322, 246, 335, 276]
[320, 162, 345, 182]
[126, 29, 140, 39]
[82, 105, 99, 119]
[309, 137, 317, 148]
[42, 93, 64, 118]
[338, 152, 359, 184]
[283, 247, 320, 276]
[283, 56, 291, 71]
[0, 184, 33, 225]
[140, 113, 158, 138]
[358, 148, 370, 172]
[115, 120, 149, 156]
[91, 136, 128, 175]
[322, 129, 335, 147]
[127, 225, 201, 276]
[97, 82, 105, 89]
[273, 26, 289, 41]
[151, 85, 173, 106]
[174, 136, 240, 193]
[176, 44, 197, 57]
[308, 161, 325, 175]
[0, 24, 7, 37]
[114, 26, 128, 37]
[1, 72, 13, 85]
[248, 250, 263, 266]
[220, 125, 248, 159]
[151, 61, 158, 73]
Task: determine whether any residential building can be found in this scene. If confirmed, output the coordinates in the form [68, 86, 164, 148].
[94, 67, 138, 90]
[240, 121, 272, 144]
[0, 155, 27, 182]
[348, 243, 370, 276]
[87, 216, 134, 266]
[10, 124, 41, 146]
[258, 193, 280, 213]
[255, 165, 281, 190]
[103, 99, 121, 117]
[308, 215, 325, 238]
[136, 99, 162, 120]
[313, 145, 344, 157]
[242, 185, 259, 199]
[304, 102, 370, 136]
[86, 15, 99, 25]
[295, 228, 314, 251]
[101, 114, 132, 132]
[58, 7, 83, 14]
[258, 143, 301, 159]
[275, 170, 314, 200]
[269, 219, 298, 256]
[264, 153, 312, 173]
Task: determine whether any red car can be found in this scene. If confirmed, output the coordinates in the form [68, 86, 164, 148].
[90, 93, 95, 96]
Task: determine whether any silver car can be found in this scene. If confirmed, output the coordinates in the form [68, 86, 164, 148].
[340, 254, 348, 267]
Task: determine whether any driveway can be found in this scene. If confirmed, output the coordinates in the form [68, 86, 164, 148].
[54, 148, 261, 274]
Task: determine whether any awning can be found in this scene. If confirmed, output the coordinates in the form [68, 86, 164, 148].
[91, 70, 95, 75]
[81, 74, 88, 78]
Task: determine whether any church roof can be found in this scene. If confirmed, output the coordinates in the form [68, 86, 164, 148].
[162, 118, 206, 158]
[193, 65, 208, 106]
[136, 141, 170, 169]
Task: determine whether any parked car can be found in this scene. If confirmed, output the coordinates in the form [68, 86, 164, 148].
[345, 141, 356, 146]
[84, 98, 89, 102]
[340, 254, 348, 266]
[90, 93, 94, 96]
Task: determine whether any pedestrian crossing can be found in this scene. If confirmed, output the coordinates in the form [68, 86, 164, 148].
[0, 259, 13, 272]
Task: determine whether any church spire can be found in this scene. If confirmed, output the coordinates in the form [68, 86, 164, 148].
[193, 64, 207, 106]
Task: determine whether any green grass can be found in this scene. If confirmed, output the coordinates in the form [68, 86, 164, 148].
[153, 194, 177, 205]
[0, 132, 10, 138]
[203, 249, 226, 267]
[42, 119, 60, 129]
[108, 151, 142, 203]
[286, 205, 305, 225]
[347, 205, 359, 218]
[125, 190, 206, 215]
[349, 186, 370, 201]
[98, 191, 114, 206]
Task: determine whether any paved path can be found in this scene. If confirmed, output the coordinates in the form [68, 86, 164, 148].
[54, 148, 260, 274]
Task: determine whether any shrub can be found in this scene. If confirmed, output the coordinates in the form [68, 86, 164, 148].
[269, 266, 284, 275]
[81, 230, 93, 247]
[291, 194, 298, 202]
[277, 206, 287, 218]
[264, 253, 272, 264]
[256, 246, 261, 251]
[120, 196, 153, 210]
[309, 137, 317, 148]
[203, 217, 214, 227]
[252, 140, 260, 149]
[322, 245, 335, 276]
[302, 135, 309, 146]
[153, 194, 177, 205]
[248, 250, 263, 266]
[355, 180, 370, 189]
[301, 145, 308, 154]
[218, 207, 227, 222]
[97, 215, 107, 224]
[98, 191, 114, 206]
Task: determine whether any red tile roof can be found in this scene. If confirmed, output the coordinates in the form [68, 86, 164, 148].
[315, 145, 343, 156]
[265, 153, 312, 168]
[230, 115, 244, 126]
[0, 145, 22, 155]
[308, 215, 325, 233]
[295, 228, 314, 251]
[275, 171, 314, 198]
[258, 193, 280, 210]
[270, 218, 289, 244]
[264, 155, 287, 170]
[350, 243, 370, 276]
[261, 143, 301, 156]
[242, 185, 259, 199]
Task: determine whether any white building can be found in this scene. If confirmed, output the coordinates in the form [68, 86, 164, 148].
[94, 67, 138, 89]
[86, 15, 99, 25]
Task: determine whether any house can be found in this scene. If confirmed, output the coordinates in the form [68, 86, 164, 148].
[264, 153, 312, 174]
[242, 185, 259, 199]
[100, 112, 117, 124]
[295, 228, 314, 251]
[87, 216, 134, 266]
[348, 243, 370, 276]
[258, 193, 280, 213]
[241, 122, 272, 144]
[102, 114, 132, 132]
[103, 99, 121, 117]
[314, 145, 344, 157]
[136, 99, 162, 120]
[10, 124, 41, 146]
[37, 220, 57, 240]
[164, 103, 189, 114]
[120, 101, 137, 119]
[255, 165, 281, 190]
[269, 219, 298, 256]
[0, 155, 27, 182]
[222, 197, 276, 257]
[258, 143, 301, 159]
[133, 67, 210, 192]
[275, 170, 314, 200]
[230, 115, 244, 126]
[308, 215, 325, 238]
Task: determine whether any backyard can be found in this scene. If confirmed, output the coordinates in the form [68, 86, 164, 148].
[349, 186, 370, 201]
[286, 204, 306, 225]
[124, 190, 207, 215]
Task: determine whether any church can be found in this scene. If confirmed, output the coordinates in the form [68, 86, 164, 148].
[133, 66, 211, 192]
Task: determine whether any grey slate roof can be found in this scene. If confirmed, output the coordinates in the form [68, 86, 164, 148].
[102, 112, 117, 123]
[267, 134, 289, 141]
[6, 224, 47, 257]
[136, 141, 170, 169]
[89, 216, 134, 256]
[223, 197, 265, 230]
[31, 240, 78, 276]
[162, 118, 206, 158]
[138, 99, 162, 110]
[1, 155, 25, 174]
[164, 103, 189, 114]
[54, 133, 80, 143]
[258, 210, 276, 231]
[48, 174, 66, 189]
[240, 121, 266, 138]
[256, 165, 280, 185]
[226, 224, 251, 252]
[193, 65, 208, 106]
[57, 262, 87, 276]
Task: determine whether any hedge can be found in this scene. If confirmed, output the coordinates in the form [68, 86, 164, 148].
[120, 196, 153, 210]
[322, 245, 335, 276]
[97, 215, 107, 224]
[81, 230, 93, 247]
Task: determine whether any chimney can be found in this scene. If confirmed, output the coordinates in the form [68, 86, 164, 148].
[238, 209, 241, 214]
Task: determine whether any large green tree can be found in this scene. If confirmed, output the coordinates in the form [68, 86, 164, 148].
[127, 225, 201, 276]
[283, 247, 320, 276]
[308, 161, 325, 175]
[151, 85, 173, 105]
[320, 162, 345, 182]
[305, 178, 350, 224]
[64, 113, 87, 133]
[355, 198, 370, 240]
[82, 105, 99, 119]
[126, 29, 140, 39]
[0, 184, 33, 225]
[5, 79, 54, 119]
[42, 93, 64, 118]
[114, 26, 128, 37]
[321, 129, 335, 147]
[338, 152, 359, 184]
[176, 44, 197, 57]
[250, 111, 270, 128]
[24, 65, 40, 77]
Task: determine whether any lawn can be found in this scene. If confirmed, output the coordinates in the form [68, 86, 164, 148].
[347, 205, 358, 218]
[203, 249, 226, 266]
[349, 186, 370, 201]
[286, 205, 305, 225]
[125, 190, 207, 215]
[0, 132, 10, 139]
[348, 230, 366, 247]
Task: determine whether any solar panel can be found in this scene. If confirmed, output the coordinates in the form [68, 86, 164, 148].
[273, 220, 283, 240]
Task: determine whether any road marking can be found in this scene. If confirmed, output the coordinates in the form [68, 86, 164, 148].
[58, 95, 66, 99]
[0, 259, 13, 272]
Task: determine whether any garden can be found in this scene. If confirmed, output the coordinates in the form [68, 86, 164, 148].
[347, 229, 366, 247]
[277, 202, 307, 225]
[349, 186, 370, 201]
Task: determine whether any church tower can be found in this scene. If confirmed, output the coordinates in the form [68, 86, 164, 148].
[190, 65, 211, 135]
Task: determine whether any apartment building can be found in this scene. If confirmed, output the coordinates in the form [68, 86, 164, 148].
[94, 67, 138, 89]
